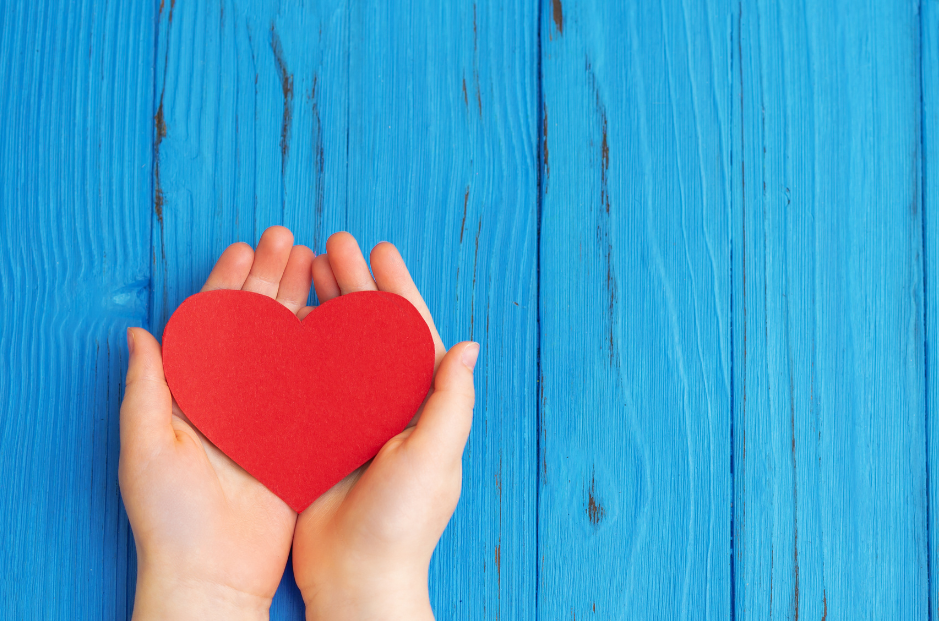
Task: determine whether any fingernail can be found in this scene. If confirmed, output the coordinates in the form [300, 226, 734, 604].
[126, 328, 135, 356]
[461, 342, 479, 370]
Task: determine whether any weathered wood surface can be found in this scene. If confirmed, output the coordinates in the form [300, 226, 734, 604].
[926, 0, 939, 619]
[0, 0, 154, 616]
[732, 1, 928, 618]
[151, 1, 539, 618]
[0, 0, 936, 618]
[539, 0, 732, 617]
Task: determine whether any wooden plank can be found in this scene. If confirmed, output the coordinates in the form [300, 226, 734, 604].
[539, 0, 733, 617]
[732, 0, 928, 617]
[150, 0, 350, 327]
[151, 0, 348, 615]
[0, 0, 155, 617]
[345, 2, 539, 618]
[925, 0, 939, 618]
[152, 1, 539, 618]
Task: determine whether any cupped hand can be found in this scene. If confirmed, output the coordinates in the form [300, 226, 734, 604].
[119, 226, 314, 621]
[292, 232, 478, 621]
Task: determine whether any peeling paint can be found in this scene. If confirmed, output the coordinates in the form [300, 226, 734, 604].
[270, 26, 294, 167]
[587, 472, 605, 525]
[552, 0, 564, 34]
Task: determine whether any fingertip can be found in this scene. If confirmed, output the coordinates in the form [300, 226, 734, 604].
[369, 242, 410, 289]
[276, 245, 316, 312]
[408, 341, 477, 459]
[201, 242, 255, 292]
[226, 242, 256, 268]
[369, 242, 406, 281]
[261, 225, 295, 248]
[125, 328, 164, 378]
[460, 342, 480, 371]
[325, 232, 366, 265]
[434, 341, 478, 394]
[292, 244, 315, 261]
[369, 240, 401, 263]
[325, 230, 356, 250]
[126, 326, 154, 349]
[325, 231, 378, 294]
[438, 341, 479, 384]
[121, 327, 174, 451]
[243, 226, 296, 297]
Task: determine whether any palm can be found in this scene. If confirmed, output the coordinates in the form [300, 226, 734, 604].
[292, 432, 455, 582]
[159, 399, 297, 595]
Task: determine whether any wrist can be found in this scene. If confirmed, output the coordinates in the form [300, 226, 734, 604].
[132, 568, 271, 621]
[301, 567, 433, 621]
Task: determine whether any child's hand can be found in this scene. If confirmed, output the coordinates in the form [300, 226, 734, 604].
[291, 233, 478, 621]
[120, 226, 314, 620]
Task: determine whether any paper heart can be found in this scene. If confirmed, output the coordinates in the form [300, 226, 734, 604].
[161, 289, 435, 512]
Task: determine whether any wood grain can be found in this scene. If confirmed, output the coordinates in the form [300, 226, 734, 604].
[152, 1, 539, 618]
[732, 0, 927, 618]
[1, 0, 935, 617]
[151, 1, 349, 615]
[0, 0, 154, 616]
[344, 2, 540, 618]
[926, 0, 939, 618]
[539, 0, 733, 617]
[150, 0, 349, 327]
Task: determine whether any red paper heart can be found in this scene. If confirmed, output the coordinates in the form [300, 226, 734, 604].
[161, 289, 435, 512]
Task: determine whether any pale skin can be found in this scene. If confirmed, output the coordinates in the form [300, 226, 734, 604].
[119, 227, 477, 620]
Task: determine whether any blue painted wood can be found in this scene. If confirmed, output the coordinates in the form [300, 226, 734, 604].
[152, 1, 538, 619]
[1, 0, 935, 617]
[539, 0, 733, 617]
[926, 0, 939, 618]
[150, 0, 350, 326]
[151, 0, 348, 615]
[0, 0, 155, 616]
[732, 0, 927, 618]
[343, 3, 540, 619]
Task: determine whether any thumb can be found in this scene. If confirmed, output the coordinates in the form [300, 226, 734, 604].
[120, 327, 174, 452]
[407, 341, 478, 464]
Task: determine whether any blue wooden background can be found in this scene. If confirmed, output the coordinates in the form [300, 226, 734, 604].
[0, 0, 936, 618]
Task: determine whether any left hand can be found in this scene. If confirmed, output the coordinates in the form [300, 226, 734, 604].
[119, 226, 312, 621]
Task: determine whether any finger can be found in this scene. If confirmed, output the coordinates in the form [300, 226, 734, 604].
[201, 242, 255, 292]
[120, 328, 175, 452]
[370, 242, 446, 363]
[242, 225, 294, 297]
[297, 306, 315, 321]
[276, 245, 315, 314]
[325, 232, 377, 294]
[312, 253, 341, 303]
[407, 342, 478, 463]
